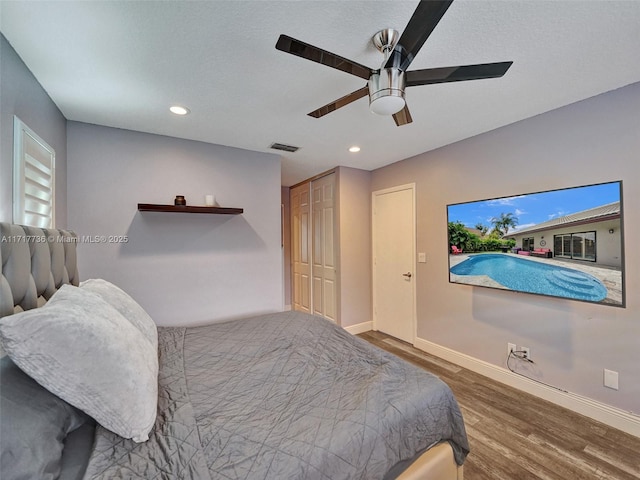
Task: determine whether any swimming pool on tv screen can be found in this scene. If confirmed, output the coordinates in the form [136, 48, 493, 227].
[450, 254, 607, 302]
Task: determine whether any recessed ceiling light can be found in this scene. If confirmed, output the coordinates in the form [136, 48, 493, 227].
[169, 105, 190, 115]
[349, 146, 361, 153]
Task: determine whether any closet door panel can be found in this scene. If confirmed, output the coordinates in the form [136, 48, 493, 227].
[291, 184, 311, 314]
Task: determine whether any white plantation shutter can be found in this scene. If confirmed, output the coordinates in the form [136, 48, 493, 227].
[13, 116, 55, 228]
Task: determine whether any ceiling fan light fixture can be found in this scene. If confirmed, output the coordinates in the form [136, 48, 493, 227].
[368, 69, 406, 115]
[369, 95, 405, 116]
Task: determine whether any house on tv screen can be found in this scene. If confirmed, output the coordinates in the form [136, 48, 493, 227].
[504, 202, 621, 268]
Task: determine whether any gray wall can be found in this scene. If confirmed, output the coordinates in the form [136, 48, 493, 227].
[281, 186, 291, 309]
[0, 35, 67, 226]
[336, 166, 372, 328]
[67, 122, 282, 326]
[371, 82, 640, 413]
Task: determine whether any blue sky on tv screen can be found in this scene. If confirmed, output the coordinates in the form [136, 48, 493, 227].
[447, 181, 621, 234]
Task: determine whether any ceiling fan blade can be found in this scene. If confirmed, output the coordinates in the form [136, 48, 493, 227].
[406, 61, 513, 86]
[385, 0, 454, 71]
[393, 105, 413, 126]
[276, 35, 372, 80]
[308, 86, 369, 118]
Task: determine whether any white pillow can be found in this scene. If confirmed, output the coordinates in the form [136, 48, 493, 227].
[80, 278, 157, 350]
[0, 285, 157, 442]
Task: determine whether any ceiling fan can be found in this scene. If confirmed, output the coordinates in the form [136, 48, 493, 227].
[275, 0, 513, 126]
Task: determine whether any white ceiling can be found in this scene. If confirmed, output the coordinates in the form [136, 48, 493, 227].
[2, 1, 639, 186]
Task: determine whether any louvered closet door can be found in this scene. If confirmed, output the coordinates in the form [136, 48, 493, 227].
[291, 183, 311, 314]
[311, 173, 337, 323]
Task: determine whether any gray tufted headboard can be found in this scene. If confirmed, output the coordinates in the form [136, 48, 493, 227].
[0, 223, 79, 318]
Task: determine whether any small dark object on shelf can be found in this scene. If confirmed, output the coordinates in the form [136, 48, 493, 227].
[174, 195, 186, 206]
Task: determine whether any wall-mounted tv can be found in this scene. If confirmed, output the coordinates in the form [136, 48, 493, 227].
[447, 181, 624, 307]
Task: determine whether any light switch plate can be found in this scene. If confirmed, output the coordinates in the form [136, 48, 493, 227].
[418, 253, 426, 263]
[604, 369, 619, 390]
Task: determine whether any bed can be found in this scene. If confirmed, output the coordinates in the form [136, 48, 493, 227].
[0, 222, 468, 480]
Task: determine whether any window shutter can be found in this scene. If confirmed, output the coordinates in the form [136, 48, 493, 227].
[13, 116, 55, 228]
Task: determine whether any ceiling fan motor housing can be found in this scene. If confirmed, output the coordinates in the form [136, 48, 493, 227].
[368, 68, 406, 115]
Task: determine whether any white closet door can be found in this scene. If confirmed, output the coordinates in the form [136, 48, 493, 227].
[312, 173, 337, 322]
[291, 183, 311, 314]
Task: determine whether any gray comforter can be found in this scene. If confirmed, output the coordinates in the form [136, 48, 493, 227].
[83, 312, 469, 479]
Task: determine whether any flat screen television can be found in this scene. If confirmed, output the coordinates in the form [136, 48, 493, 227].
[447, 181, 624, 307]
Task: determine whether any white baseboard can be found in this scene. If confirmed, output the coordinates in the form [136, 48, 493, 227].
[283, 304, 292, 311]
[414, 337, 640, 438]
[344, 321, 373, 335]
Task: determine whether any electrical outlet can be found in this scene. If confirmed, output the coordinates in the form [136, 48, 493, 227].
[520, 346, 531, 360]
[508, 343, 517, 356]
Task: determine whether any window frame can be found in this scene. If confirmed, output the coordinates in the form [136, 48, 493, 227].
[553, 231, 597, 262]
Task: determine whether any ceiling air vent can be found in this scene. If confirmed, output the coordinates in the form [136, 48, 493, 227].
[270, 142, 300, 153]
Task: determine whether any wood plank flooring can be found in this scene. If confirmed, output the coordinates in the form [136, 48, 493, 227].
[358, 331, 640, 480]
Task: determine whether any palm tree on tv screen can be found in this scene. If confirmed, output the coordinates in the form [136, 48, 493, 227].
[490, 212, 519, 237]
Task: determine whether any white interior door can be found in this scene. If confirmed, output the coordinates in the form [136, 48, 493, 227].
[312, 173, 337, 322]
[291, 183, 311, 314]
[373, 184, 415, 343]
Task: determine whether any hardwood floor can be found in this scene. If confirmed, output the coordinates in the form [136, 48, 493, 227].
[358, 331, 640, 480]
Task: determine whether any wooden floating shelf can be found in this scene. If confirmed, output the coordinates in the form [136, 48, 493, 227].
[137, 204, 243, 215]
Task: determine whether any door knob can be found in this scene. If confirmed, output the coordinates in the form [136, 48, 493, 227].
[402, 272, 412, 278]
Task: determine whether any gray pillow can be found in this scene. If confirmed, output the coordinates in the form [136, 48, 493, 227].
[0, 285, 158, 442]
[0, 356, 88, 480]
[80, 278, 157, 350]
